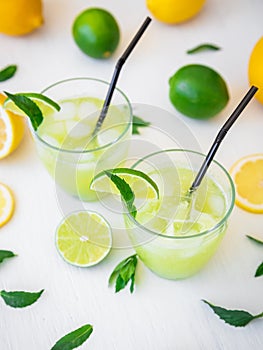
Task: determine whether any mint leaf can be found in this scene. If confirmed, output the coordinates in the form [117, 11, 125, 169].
[255, 262, 263, 277]
[246, 235, 263, 245]
[109, 255, 138, 293]
[0, 65, 17, 82]
[132, 115, 150, 135]
[51, 324, 93, 350]
[104, 171, 137, 217]
[203, 300, 263, 327]
[0, 289, 44, 308]
[187, 44, 221, 54]
[0, 250, 16, 264]
[4, 92, 43, 131]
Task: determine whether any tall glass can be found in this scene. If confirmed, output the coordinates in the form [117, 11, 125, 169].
[31, 78, 132, 201]
[126, 149, 235, 279]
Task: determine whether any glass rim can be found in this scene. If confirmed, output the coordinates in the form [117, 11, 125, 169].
[128, 148, 236, 240]
[31, 77, 133, 154]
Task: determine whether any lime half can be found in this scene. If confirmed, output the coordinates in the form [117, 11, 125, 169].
[55, 211, 112, 267]
[90, 168, 159, 200]
[4, 92, 60, 117]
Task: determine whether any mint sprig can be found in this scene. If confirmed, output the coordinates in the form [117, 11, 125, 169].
[132, 115, 150, 135]
[4, 92, 43, 131]
[0, 65, 17, 82]
[109, 255, 138, 293]
[203, 300, 263, 327]
[51, 324, 93, 350]
[0, 289, 44, 308]
[187, 43, 221, 54]
[0, 250, 16, 264]
[246, 235, 263, 245]
[255, 262, 263, 277]
[104, 171, 137, 218]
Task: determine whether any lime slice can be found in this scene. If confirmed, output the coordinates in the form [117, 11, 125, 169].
[3, 92, 60, 117]
[90, 168, 159, 199]
[55, 211, 112, 267]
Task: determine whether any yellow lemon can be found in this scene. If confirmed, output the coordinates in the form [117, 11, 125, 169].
[0, 93, 25, 159]
[146, 0, 206, 24]
[248, 37, 263, 104]
[0, 183, 15, 227]
[230, 154, 263, 214]
[0, 0, 43, 36]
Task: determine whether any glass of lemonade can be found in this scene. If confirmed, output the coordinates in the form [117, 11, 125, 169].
[31, 78, 132, 201]
[125, 149, 235, 279]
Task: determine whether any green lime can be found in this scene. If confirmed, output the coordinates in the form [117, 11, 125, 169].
[90, 167, 159, 199]
[55, 210, 112, 267]
[72, 8, 120, 59]
[169, 64, 229, 119]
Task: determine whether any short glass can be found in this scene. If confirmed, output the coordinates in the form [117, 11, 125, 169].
[31, 78, 132, 201]
[126, 149, 235, 280]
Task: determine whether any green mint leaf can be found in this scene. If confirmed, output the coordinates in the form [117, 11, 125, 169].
[132, 115, 150, 135]
[187, 44, 221, 54]
[0, 250, 16, 264]
[51, 324, 93, 350]
[255, 262, 263, 277]
[246, 235, 263, 245]
[0, 289, 44, 308]
[0, 65, 17, 82]
[105, 171, 137, 218]
[202, 300, 263, 327]
[4, 92, 43, 131]
[109, 255, 138, 293]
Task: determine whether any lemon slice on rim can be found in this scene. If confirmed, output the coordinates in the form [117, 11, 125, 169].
[90, 168, 159, 200]
[55, 211, 112, 267]
[0, 93, 25, 159]
[230, 154, 263, 213]
[3, 92, 60, 118]
[0, 183, 15, 227]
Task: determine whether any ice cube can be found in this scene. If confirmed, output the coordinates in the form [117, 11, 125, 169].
[53, 102, 77, 121]
[97, 129, 120, 146]
[65, 121, 91, 139]
[78, 102, 99, 120]
[208, 194, 226, 218]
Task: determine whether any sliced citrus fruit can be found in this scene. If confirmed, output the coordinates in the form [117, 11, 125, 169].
[55, 211, 112, 267]
[230, 154, 263, 213]
[90, 168, 159, 199]
[0, 183, 15, 227]
[0, 93, 25, 159]
[3, 92, 60, 117]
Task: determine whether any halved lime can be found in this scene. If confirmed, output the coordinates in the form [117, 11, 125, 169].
[55, 210, 112, 267]
[90, 168, 159, 199]
[3, 92, 60, 117]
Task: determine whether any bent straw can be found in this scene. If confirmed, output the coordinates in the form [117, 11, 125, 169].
[92, 16, 152, 136]
[189, 85, 258, 193]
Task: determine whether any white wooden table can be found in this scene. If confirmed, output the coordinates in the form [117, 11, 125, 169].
[1, 0, 263, 348]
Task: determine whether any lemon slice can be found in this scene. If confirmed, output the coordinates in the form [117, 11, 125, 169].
[230, 154, 263, 213]
[90, 168, 159, 200]
[0, 93, 25, 159]
[3, 92, 60, 117]
[0, 183, 15, 227]
[55, 211, 112, 267]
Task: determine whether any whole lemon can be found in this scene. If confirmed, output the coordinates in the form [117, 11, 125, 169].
[146, 0, 206, 24]
[248, 37, 263, 104]
[0, 0, 43, 36]
[169, 64, 229, 119]
[72, 8, 120, 59]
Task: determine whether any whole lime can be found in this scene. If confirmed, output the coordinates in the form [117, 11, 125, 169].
[169, 64, 229, 119]
[72, 8, 120, 59]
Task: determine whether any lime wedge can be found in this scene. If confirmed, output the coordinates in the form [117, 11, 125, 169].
[3, 92, 60, 117]
[90, 168, 159, 200]
[55, 211, 112, 267]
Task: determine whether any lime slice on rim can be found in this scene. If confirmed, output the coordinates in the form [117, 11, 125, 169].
[90, 168, 160, 200]
[55, 211, 112, 267]
[3, 92, 60, 117]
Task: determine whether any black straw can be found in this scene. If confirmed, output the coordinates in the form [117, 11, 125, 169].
[189, 85, 258, 193]
[92, 16, 152, 136]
